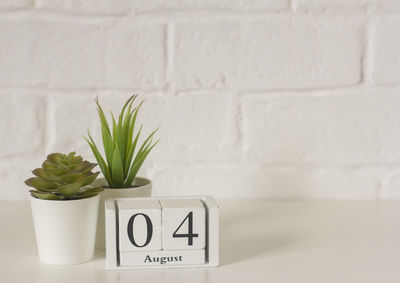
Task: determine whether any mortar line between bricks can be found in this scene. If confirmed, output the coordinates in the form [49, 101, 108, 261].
[0, 85, 169, 93]
[3, 85, 400, 96]
[43, 95, 56, 154]
[236, 100, 245, 154]
[375, 182, 382, 200]
[165, 22, 175, 94]
[0, 9, 374, 23]
[230, 93, 245, 160]
[362, 17, 375, 85]
[174, 84, 368, 94]
[148, 160, 400, 170]
[377, 171, 398, 200]
[290, 0, 296, 12]
[359, 19, 367, 85]
[375, 171, 388, 200]
[0, 10, 295, 21]
[238, 85, 400, 97]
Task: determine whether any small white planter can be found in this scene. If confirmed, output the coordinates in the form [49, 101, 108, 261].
[30, 195, 100, 265]
[93, 177, 152, 250]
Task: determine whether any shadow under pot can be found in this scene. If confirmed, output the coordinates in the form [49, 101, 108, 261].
[93, 177, 152, 250]
[30, 194, 100, 265]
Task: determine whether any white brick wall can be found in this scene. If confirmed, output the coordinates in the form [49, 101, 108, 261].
[2, 0, 400, 200]
[372, 18, 400, 84]
[35, 0, 290, 14]
[0, 0, 32, 9]
[242, 90, 400, 164]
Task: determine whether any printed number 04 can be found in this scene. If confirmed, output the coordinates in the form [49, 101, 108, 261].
[126, 211, 199, 247]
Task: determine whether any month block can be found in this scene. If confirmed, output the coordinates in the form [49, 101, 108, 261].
[160, 199, 206, 250]
[118, 199, 162, 252]
[120, 250, 205, 267]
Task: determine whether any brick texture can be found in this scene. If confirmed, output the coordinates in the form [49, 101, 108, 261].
[372, 19, 400, 84]
[174, 19, 361, 90]
[0, 0, 32, 9]
[242, 90, 400, 164]
[1, 1, 400, 200]
[150, 163, 379, 199]
[0, 19, 165, 89]
[293, 0, 372, 12]
[36, 0, 289, 14]
[0, 90, 45, 158]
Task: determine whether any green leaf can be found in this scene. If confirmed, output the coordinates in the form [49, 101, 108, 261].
[67, 152, 76, 159]
[123, 98, 135, 129]
[101, 123, 114, 168]
[46, 153, 61, 165]
[58, 183, 81, 195]
[42, 163, 68, 175]
[80, 186, 103, 194]
[70, 154, 83, 167]
[25, 177, 58, 192]
[95, 97, 111, 135]
[80, 172, 100, 186]
[58, 173, 81, 184]
[85, 133, 113, 187]
[72, 160, 97, 174]
[32, 168, 60, 182]
[111, 111, 117, 141]
[124, 139, 159, 187]
[30, 190, 62, 200]
[118, 96, 136, 165]
[127, 101, 143, 153]
[124, 125, 142, 176]
[111, 145, 124, 187]
[115, 122, 125, 168]
[77, 187, 104, 198]
[118, 95, 134, 127]
[122, 97, 136, 153]
[136, 128, 159, 157]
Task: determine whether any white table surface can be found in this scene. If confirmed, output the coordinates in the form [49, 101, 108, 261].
[1, 200, 400, 283]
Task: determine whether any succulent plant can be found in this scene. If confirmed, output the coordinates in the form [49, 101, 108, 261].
[85, 95, 159, 188]
[25, 152, 103, 200]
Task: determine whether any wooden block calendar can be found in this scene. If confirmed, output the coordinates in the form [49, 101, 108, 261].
[105, 196, 219, 269]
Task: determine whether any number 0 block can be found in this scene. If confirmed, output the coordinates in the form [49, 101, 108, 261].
[118, 199, 162, 252]
[160, 199, 206, 250]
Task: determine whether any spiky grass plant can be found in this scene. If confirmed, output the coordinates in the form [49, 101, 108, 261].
[25, 152, 103, 200]
[85, 95, 159, 188]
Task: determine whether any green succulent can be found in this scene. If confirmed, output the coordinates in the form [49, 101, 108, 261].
[25, 152, 103, 200]
[85, 95, 159, 188]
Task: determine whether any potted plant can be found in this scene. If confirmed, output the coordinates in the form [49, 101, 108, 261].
[25, 152, 103, 265]
[85, 95, 159, 249]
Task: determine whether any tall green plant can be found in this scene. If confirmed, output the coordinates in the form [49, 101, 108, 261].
[85, 95, 159, 188]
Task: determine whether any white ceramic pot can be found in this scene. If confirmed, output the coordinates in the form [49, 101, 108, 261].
[30, 195, 100, 265]
[93, 177, 152, 250]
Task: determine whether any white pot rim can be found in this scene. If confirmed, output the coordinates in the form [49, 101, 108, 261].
[29, 194, 100, 203]
[94, 176, 152, 190]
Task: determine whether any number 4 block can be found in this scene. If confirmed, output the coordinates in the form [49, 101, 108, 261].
[160, 199, 205, 250]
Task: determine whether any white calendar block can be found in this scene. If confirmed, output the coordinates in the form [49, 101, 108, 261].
[105, 196, 219, 269]
[118, 199, 162, 252]
[160, 199, 206, 250]
[120, 249, 205, 267]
